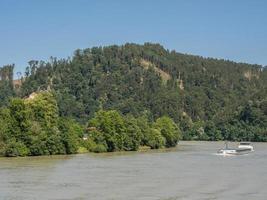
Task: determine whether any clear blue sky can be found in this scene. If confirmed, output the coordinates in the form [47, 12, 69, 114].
[1, 0, 267, 74]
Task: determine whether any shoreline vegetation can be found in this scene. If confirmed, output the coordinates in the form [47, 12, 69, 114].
[76, 145, 173, 155]
[0, 43, 266, 157]
[0, 91, 181, 157]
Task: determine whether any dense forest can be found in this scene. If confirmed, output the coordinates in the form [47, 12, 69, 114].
[0, 43, 266, 156]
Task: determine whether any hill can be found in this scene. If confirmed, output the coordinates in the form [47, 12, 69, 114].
[1, 43, 267, 142]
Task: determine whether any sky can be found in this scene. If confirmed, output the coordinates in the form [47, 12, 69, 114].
[0, 0, 267, 74]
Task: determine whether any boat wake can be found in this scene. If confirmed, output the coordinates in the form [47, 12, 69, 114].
[213, 153, 235, 157]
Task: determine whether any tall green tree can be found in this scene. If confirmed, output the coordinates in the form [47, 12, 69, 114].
[153, 116, 181, 147]
[88, 110, 127, 152]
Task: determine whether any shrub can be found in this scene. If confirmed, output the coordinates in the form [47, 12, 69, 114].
[4, 141, 29, 157]
[147, 128, 166, 149]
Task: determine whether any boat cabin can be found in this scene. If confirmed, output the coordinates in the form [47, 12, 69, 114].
[239, 142, 251, 146]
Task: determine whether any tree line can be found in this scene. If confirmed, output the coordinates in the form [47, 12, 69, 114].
[0, 43, 266, 156]
[0, 91, 181, 156]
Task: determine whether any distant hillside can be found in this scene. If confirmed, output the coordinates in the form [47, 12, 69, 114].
[1, 43, 267, 141]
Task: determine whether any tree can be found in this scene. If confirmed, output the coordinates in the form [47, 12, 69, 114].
[124, 115, 142, 151]
[153, 116, 181, 147]
[59, 118, 83, 154]
[147, 128, 165, 149]
[8, 98, 31, 145]
[88, 110, 127, 152]
[136, 113, 152, 146]
[4, 140, 29, 157]
[26, 91, 66, 155]
[0, 65, 15, 107]
[205, 121, 223, 141]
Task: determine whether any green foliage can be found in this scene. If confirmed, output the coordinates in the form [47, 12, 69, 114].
[124, 115, 142, 151]
[92, 144, 108, 153]
[28, 131, 49, 156]
[12, 43, 266, 143]
[0, 43, 266, 157]
[136, 113, 152, 146]
[83, 138, 107, 153]
[26, 91, 59, 128]
[25, 91, 66, 155]
[147, 128, 166, 149]
[0, 65, 15, 107]
[153, 116, 181, 147]
[59, 118, 83, 154]
[8, 98, 31, 143]
[0, 91, 85, 156]
[88, 110, 126, 151]
[4, 140, 29, 157]
[86, 110, 181, 152]
[204, 121, 223, 141]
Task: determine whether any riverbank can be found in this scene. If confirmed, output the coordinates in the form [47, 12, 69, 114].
[0, 143, 179, 158]
[1, 140, 261, 158]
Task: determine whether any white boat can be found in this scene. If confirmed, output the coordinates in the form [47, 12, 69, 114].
[238, 142, 254, 151]
[217, 141, 254, 155]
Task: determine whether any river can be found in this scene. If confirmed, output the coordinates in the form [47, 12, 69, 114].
[0, 141, 267, 200]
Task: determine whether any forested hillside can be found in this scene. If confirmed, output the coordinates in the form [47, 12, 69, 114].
[0, 43, 267, 154]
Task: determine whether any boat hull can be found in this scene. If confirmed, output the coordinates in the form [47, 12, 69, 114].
[217, 148, 253, 155]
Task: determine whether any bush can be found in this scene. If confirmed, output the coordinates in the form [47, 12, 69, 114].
[91, 144, 107, 153]
[88, 110, 126, 152]
[83, 138, 97, 151]
[0, 141, 6, 156]
[124, 115, 142, 151]
[153, 116, 181, 147]
[147, 128, 166, 149]
[83, 137, 108, 153]
[4, 141, 29, 157]
[59, 118, 82, 154]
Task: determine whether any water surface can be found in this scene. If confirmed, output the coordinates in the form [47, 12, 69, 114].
[1, 141, 267, 200]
